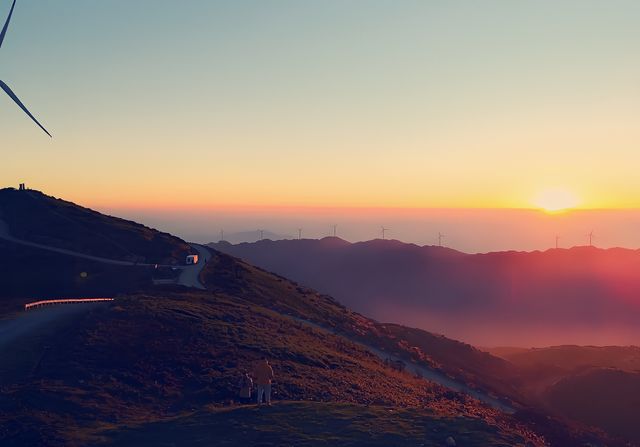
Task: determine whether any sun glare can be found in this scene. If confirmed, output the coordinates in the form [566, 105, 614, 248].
[533, 188, 580, 213]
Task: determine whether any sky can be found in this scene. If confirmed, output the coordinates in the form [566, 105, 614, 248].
[2, 1, 640, 248]
[102, 205, 640, 253]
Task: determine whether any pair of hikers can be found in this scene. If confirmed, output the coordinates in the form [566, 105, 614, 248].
[238, 357, 274, 406]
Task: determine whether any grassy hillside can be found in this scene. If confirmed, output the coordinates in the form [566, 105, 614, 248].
[103, 402, 538, 447]
[0, 232, 619, 446]
[542, 368, 640, 444]
[369, 323, 523, 399]
[493, 345, 640, 445]
[200, 251, 523, 402]
[0, 290, 548, 447]
[0, 188, 191, 264]
[198, 251, 620, 446]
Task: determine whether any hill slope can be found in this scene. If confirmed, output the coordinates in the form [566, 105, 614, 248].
[209, 238, 640, 346]
[0, 188, 191, 264]
[490, 345, 640, 444]
[542, 368, 640, 444]
[199, 250, 524, 402]
[1, 249, 616, 446]
[0, 289, 547, 447]
[0, 188, 197, 304]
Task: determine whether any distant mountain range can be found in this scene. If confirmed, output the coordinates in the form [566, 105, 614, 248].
[209, 237, 640, 347]
[218, 230, 289, 244]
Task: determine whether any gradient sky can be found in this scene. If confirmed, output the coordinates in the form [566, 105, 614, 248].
[2, 1, 640, 216]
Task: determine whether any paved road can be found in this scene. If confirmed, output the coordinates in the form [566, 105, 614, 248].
[177, 244, 211, 289]
[0, 302, 109, 350]
[1, 216, 214, 291]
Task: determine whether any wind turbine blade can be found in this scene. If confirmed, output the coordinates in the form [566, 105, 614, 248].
[0, 80, 52, 137]
[0, 0, 17, 50]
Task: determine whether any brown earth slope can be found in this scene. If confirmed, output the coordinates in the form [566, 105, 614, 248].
[0, 188, 191, 264]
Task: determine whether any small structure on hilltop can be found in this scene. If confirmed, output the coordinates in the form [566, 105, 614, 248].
[18, 183, 26, 191]
[186, 254, 199, 265]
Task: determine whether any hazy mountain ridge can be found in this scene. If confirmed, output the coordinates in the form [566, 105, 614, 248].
[497, 345, 640, 372]
[491, 345, 640, 444]
[209, 237, 640, 346]
[543, 367, 640, 444]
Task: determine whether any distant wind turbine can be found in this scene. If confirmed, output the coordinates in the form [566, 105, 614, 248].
[587, 230, 595, 247]
[0, 0, 51, 137]
[555, 235, 560, 249]
[331, 224, 337, 238]
[438, 232, 445, 247]
[257, 229, 264, 241]
[381, 226, 389, 240]
[297, 228, 302, 240]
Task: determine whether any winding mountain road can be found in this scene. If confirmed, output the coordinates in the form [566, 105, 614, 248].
[178, 244, 211, 289]
[0, 218, 210, 289]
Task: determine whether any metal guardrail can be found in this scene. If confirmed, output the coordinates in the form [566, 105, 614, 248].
[24, 298, 114, 311]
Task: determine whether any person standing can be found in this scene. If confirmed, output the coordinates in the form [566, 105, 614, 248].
[252, 357, 274, 406]
[238, 372, 253, 404]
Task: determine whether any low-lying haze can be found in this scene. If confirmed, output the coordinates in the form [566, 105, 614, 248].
[104, 205, 640, 253]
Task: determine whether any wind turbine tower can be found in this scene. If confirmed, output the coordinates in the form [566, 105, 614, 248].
[331, 224, 337, 238]
[588, 230, 595, 247]
[298, 228, 302, 240]
[381, 226, 390, 240]
[438, 232, 445, 247]
[220, 229, 224, 242]
[555, 235, 559, 249]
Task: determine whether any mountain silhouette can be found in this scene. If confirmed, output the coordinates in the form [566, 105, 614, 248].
[209, 237, 640, 346]
[0, 187, 193, 301]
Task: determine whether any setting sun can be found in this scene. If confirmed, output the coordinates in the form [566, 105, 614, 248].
[533, 188, 580, 212]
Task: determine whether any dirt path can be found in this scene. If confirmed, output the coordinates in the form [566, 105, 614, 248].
[290, 316, 515, 413]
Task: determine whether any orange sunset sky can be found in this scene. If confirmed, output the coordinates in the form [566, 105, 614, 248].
[2, 1, 640, 249]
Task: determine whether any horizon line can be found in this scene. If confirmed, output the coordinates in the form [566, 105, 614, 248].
[213, 236, 640, 254]
[7, 187, 640, 214]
